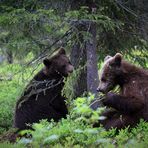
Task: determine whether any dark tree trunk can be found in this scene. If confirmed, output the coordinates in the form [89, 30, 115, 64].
[86, 23, 99, 94]
[70, 22, 87, 98]
[125, 0, 148, 41]
[70, 21, 99, 99]
[6, 50, 13, 64]
[135, 0, 148, 40]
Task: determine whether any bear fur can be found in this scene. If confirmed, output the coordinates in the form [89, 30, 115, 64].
[14, 48, 73, 130]
[97, 53, 148, 130]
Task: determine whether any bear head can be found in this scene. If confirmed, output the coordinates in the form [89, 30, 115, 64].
[43, 47, 74, 77]
[97, 53, 123, 94]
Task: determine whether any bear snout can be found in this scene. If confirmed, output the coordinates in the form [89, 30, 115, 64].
[97, 87, 108, 94]
[68, 65, 74, 73]
[97, 87, 103, 92]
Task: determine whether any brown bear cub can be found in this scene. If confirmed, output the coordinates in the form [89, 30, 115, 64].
[14, 48, 73, 130]
[97, 53, 148, 130]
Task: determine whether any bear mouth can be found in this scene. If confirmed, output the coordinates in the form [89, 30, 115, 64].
[65, 72, 72, 77]
[65, 70, 73, 77]
[97, 85, 114, 94]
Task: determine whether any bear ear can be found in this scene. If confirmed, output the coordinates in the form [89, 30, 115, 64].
[43, 58, 52, 67]
[58, 47, 66, 55]
[104, 55, 112, 61]
[114, 53, 122, 67]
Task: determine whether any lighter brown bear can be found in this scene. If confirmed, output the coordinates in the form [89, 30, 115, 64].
[97, 53, 148, 130]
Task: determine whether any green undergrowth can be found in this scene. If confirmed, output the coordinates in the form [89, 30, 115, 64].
[14, 95, 148, 147]
[0, 49, 148, 147]
[0, 63, 41, 133]
[16, 119, 148, 148]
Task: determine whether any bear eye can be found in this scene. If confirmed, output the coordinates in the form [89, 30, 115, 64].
[101, 77, 106, 82]
[62, 65, 66, 68]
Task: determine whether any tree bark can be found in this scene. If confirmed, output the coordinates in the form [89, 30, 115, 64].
[6, 50, 13, 64]
[135, 0, 148, 41]
[70, 20, 99, 99]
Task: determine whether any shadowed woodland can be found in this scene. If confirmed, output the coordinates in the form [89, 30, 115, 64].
[0, 0, 148, 147]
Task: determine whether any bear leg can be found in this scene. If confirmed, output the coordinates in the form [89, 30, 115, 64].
[103, 92, 144, 115]
[104, 114, 139, 130]
[93, 108, 118, 128]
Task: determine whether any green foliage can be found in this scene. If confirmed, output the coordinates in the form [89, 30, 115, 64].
[0, 0, 147, 147]
[1, 119, 148, 147]
[12, 116, 148, 147]
[62, 66, 84, 110]
[97, 46, 148, 69]
[124, 46, 148, 68]
[67, 5, 123, 30]
[0, 6, 64, 60]
[0, 64, 23, 133]
[0, 142, 24, 148]
[0, 62, 42, 133]
[15, 94, 106, 147]
[70, 93, 105, 125]
[1, 0, 145, 65]
[0, 49, 148, 147]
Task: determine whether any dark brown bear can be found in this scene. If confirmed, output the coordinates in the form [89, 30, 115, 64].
[14, 48, 73, 130]
[97, 53, 148, 130]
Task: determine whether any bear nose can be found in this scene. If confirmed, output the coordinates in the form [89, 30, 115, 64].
[68, 66, 74, 73]
[96, 87, 100, 92]
[97, 87, 102, 92]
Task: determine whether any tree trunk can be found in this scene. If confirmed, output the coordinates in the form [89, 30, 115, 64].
[70, 20, 99, 101]
[6, 50, 13, 64]
[135, 0, 148, 41]
[86, 23, 99, 94]
[70, 21, 87, 98]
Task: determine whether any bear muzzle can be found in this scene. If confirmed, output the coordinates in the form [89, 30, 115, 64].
[97, 87, 104, 92]
[97, 87, 108, 94]
[67, 65, 74, 74]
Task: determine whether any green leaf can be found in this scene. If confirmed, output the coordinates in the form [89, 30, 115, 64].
[74, 129, 84, 134]
[43, 135, 59, 144]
